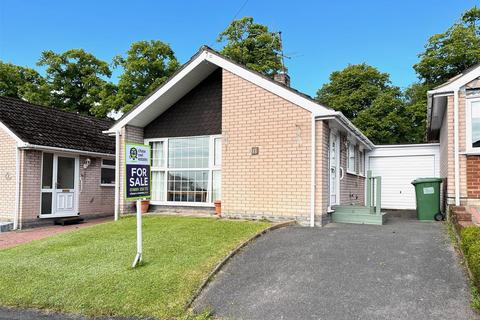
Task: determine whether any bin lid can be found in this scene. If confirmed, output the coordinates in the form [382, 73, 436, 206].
[411, 177, 443, 185]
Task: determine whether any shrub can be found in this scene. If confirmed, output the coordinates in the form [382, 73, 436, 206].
[461, 226, 480, 256]
[468, 241, 480, 286]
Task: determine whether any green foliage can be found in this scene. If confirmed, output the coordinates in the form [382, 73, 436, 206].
[217, 17, 283, 77]
[0, 215, 269, 318]
[0, 61, 50, 105]
[461, 226, 480, 257]
[414, 6, 480, 86]
[37, 49, 112, 116]
[403, 83, 429, 143]
[110, 40, 180, 113]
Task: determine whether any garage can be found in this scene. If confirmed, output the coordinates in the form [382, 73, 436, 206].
[367, 144, 440, 210]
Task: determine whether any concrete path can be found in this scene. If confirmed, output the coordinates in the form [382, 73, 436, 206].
[0, 217, 111, 249]
[194, 217, 478, 320]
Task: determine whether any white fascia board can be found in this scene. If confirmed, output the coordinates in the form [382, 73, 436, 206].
[428, 65, 480, 95]
[107, 51, 209, 133]
[0, 120, 25, 145]
[205, 52, 335, 117]
[20, 143, 114, 157]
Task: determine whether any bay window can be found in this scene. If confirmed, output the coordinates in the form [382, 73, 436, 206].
[468, 99, 480, 151]
[147, 135, 221, 205]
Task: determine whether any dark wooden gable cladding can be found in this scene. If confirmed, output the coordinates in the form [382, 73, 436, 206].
[144, 68, 222, 138]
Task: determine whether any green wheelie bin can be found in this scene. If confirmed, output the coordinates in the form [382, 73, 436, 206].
[411, 178, 443, 221]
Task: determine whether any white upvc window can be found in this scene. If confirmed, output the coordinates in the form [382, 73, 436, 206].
[100, 159, 115, 186]
[359, 150, 365, 176]
[467, 98, 480, 152]
[145, 135, 221, 206]
[347, 142, 356, 174]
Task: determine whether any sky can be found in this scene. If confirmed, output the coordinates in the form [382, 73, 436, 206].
[0, 0, 478, 97]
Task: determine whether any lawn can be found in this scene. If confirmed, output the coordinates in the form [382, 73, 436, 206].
[0, 215, 270, 319]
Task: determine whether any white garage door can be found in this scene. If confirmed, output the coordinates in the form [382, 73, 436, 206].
[367, 144, 440, 210]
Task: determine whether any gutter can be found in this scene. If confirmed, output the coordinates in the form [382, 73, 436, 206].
[19, 143, 114, 158]
[310, 114, 316, 227]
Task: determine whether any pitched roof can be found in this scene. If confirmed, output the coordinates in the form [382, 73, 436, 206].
[0, 96, 115, 154]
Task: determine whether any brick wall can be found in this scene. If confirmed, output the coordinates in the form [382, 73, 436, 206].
[19, 150, 42, 226]
[467, 156, 480, 198]
[119, 125, 144, 214]
[221, 69, 313, 223]
[79, 156, 114, 216]
[0, 128, 17, 221]
[315, 120, 330, 223]
[339, 134, 365, 205]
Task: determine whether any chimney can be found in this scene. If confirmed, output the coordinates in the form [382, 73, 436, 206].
[274, 72, 290, 87]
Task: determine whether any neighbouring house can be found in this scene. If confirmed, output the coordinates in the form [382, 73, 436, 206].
[427, 64, 480, 224]
[105, 46, 375, 226]
[0, 96, 116, 229]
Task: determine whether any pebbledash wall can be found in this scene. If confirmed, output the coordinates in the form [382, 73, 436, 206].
[0, 128, 17, 221]
[117, 68, 365, 225]
[15, 150, 114, 228]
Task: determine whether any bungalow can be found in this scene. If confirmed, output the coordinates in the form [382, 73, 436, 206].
[105, 46, 375, 226]
[0, 96, 115, 230]
[428, 64, 480, 224]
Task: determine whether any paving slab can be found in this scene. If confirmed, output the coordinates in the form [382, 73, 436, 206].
[194, 216, 479, 320]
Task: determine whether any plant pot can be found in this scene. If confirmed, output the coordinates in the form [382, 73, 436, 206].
[140, 200, 150, 214]
[214, 200, 221, 216]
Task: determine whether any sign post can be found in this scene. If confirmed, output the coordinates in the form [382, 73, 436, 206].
[125, 143, 151, 268]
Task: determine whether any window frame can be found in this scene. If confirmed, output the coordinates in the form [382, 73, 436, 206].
[100, 158, 116, 187]
[145, 134, 221, 207]
[467, 97, 480, 153]
[347, 142, 356, 174]
[358, 149, 365, 176]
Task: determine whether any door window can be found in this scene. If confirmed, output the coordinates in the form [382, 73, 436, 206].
[57, 157, 75, 189]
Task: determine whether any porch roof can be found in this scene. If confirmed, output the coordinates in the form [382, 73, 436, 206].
[0, 96, 115, 155]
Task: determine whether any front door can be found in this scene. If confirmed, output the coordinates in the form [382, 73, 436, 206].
[329, 132, 340, 207]
[40, 153, 78, 217]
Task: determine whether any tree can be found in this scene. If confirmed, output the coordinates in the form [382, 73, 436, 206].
[315, 64, 392, 119]
[0, 61, 50, 105]
[217, 17, 283, 77]
[414, 6, 480, 86]
[109, 40, 180, 113]
[403, 83, 430, 143]
[37, 49, 112, 116]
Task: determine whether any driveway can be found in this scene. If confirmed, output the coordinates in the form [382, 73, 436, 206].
[194, 217, 478, 320]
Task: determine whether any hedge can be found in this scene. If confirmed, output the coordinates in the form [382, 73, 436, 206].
[461, 226, 480, 286]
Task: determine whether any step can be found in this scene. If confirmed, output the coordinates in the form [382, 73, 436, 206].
[0, 221, 14, 233]
[54, 217, 84, 226]
[455, 212, 472, 222]
[332, 211, 386, 226]
[331, 205, 374, 215]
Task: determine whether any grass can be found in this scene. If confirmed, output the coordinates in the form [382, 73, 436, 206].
[0, 215, 270, 319]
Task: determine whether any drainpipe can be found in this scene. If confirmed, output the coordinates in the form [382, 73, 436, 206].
[114, 129, 120, 221]
[310, 115, 316, 227]
[13, 146, 20, 230]
[454, 89, 460, 206]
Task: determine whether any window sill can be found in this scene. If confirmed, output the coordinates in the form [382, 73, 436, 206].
[346, 170, 357, 176]
[100, 184, 115, 187]
[462, 149, 480, 155]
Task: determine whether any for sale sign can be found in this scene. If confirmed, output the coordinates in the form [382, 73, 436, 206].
[125, 143, 151, 200]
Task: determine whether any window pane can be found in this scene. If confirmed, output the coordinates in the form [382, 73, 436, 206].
[168, 137, 209, 168]
[42, 153, 53, 189]
[41, 192, 52, 215]
[472, 101, 480, 148]
[214, 138, 221, 166]
[167, 171, 208, 202]
[348, 144, 355, 172]
[57, 157, 75, 189]
[212, 170, 221, 201]
[102, 159, 115, 166]
[150, 141, 164, 167]
[152, 171, 165, 201]
[101, 168, 115, 184]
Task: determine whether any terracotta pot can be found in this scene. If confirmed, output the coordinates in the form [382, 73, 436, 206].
[214, 200, 222, 216]
[140, 200, 150, 214]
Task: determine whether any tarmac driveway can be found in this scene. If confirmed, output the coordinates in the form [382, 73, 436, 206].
[193, 217, 478, 320]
